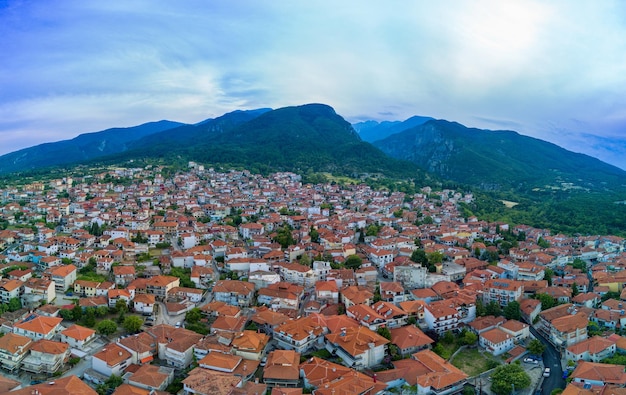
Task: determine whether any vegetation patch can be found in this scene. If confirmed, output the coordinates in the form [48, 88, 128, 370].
[451, 348, 500, 377]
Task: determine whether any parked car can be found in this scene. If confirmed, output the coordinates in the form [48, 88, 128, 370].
[543, 367, 551, 377]
[175, 322, 181, 328]
[523, 358, 539, 364]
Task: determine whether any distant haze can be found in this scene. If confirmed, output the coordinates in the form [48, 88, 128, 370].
[1, 1, 626, 169]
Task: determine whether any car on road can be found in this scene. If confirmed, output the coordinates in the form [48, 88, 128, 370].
[175, 322, 181, 328]
[543, 367, 551, 377]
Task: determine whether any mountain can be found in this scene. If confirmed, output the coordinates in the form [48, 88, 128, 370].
[113, 104, 423, 180]
[374, 119, 626, 193]
[0, 120, 185, 174]
[353, 115, 433, 143]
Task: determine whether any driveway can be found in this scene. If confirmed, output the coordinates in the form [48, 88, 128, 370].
[529, 326, 566, 395]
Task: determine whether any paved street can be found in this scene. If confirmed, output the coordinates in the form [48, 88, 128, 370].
[529, 326, 566, 395]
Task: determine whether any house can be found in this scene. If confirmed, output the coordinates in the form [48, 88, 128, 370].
[197, 352, 258, 381]
[231, 330, 270, 361]
[147, 324, 203, 369]
[257, 282, 303, 311]
[520, 298, 542, 324]
[300, 356, 382, 394]
[74, 280, 100, 297]
[13, 314, 63, 340]
[182, 368, 243, 395]
[409, 349, 469, 395]
[314, 280, 339, 304]
[479, 328, 515, 356]
[48, 264, 77, 292]
[482, 279, 524, 307]
[60, 324, 97, 349]
[423, 301, 460, 335]
[549, 312, 589, 349]
[273, 316, 326, 353]
[250, 308, 290, 336]
[22, 277, 56, 306]
[325, 326, 389, 369]
[0, 278, 23, 304]
[92, 343, 132, 376]
[213, 280, 256, 308]
[21, 339, 70, 374]
[113, 265, 136, 286]
[190, 265, 215, 289]
[468, 315, 506, 335]
[570, 360, 626, 387]
[390, 325, 435, 356]
[380, 281, 407, 303]
[146, 275, 180, 301]
[565, 336, 616, 363]
[125, 363, 175, 392]
[116, 332, 157, 365]
[108, 288, 133, 308]
[341, 285, 374, 308]
[262, 350, 300, 388]
[0, 332, 32, 372]
[6, 375, 97, 395]
[133, 293, 156, 315]
[499, 319, 530, 343]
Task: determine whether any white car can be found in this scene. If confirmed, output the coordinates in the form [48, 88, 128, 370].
[523, 358, 539, 364]
[175, 322, 181, 328]
[543, 367, 551, 377]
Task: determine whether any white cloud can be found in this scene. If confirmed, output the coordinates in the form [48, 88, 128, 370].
[1, 0, 626, 168]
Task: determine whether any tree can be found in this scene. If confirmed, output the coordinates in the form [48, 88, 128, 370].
[527, 339, 545, 356]
[115, 299, 128, 314]
[7, 297, 21, 312]
[185, 308, 202, 324]
[377, 326, 391, 341]
[441, 330, 455, 344]
[490, 363, 531, 395]
[410, 249, 428, 265]
[537, 237, 550, 249]
[299, 253, 312, 266]
[82, 307, 96, 327]
[122, 316, 143, 334]
[96, 306, 109, 317]
[59, 309, 73, 321]
[345, 255, 363, 270]
[475, 299, 487, 317]
[426, 251, 444, 265]
[536, 293, 556, 310]
[462, 331, 478, 346]
[71, 304, 83, 321]
[503, 301, 521, 320]
[544, 268, 554, 286]
[96, 319, 118, 336]
[309, 227, 320, 243]
[486, 301, 503, 317]
[571, 282, 579, 297]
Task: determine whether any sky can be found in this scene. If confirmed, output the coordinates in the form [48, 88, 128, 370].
[1, 0, 626, 169]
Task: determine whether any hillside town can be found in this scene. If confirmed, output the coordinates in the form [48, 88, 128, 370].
[0, 163, 625, 395]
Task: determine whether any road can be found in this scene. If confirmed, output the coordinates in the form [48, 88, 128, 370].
[529, 326, 566, 395]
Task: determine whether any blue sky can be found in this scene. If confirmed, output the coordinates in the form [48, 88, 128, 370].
[2, 0, 626, 169]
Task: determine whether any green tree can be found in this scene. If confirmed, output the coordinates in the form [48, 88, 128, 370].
[475, 299, 487, 317]
[185, 308, 202, 324]
[71, 304, 83, 321]
[571, 282, 579, 297]
[536, 293, 556, 310]
[486, 301, 503, 317]
[122, 316, 143, 334]
[544, 268, 554, 286]
[427, 251, 444, 265]
[96, 306, 109, 317]
[490, 363, 531, 395]
[95, 319, 118, 336]
[377, 326, 391, 341]
[571, 258, 587, 272]
[7, 297, 21, 312]
[503, 301, 521, 320]
[309, 227, 320, 243]
[527, 339, 545, 356]
[410, 249, 428, 265]
[82, 307, 96, 327]
[537, 237, 550, 249]
[115, 299, 128, 314]
[462, 331, 478, 346]
[345, 255, 363, 270]
[441, 330, 455, 344]
[59, 309, 73, 321]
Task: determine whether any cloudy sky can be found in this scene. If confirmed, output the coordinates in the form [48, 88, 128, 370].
[2, 0, 626, 169]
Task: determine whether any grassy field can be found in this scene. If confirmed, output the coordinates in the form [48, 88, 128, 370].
[450, 347, 501, 377]
[322, 173, 360, 185]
